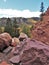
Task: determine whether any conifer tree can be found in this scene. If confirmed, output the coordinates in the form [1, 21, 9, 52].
[40, 2, 44, 13]
[4, 18, 13, 36]
[40, 2, 44, 21]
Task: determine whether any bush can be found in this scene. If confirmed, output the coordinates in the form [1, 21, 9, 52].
[21, 24, 32, 37]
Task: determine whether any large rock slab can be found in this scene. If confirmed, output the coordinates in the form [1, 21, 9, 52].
[20, 39, 49, 65]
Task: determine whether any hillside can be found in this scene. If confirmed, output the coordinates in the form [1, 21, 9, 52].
[0, 17, 39, 27]
[0, 9, 49, 65]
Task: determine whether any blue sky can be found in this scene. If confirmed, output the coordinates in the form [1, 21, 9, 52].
[0, 0, 49, 18]
[0, 0, 49, 11]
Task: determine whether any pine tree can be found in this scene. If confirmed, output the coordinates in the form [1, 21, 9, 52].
[40, 2, 44, 13]
[13, 18, 20, 37]
[40, 2, 44, 21]
[4, 18, 13, 36]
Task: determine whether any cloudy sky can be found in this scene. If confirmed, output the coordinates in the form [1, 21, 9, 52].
[0, 0, 49, 18]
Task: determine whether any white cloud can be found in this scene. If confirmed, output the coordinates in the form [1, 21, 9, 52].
[0, 9, 41, 18]
[3, 0, 7, 2]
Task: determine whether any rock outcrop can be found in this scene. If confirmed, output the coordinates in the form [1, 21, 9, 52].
[20, 39, 49, 65]
[0, 38, 49, 65]
[9, 38, 49, 65]
[19, 32, 28, 41]
[0, 33, 12, 51]
[31, 7, 49, 45]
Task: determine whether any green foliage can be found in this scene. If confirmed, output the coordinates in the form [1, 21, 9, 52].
[0, 27, 2, 33]
[13, 18, 19, 28]
[4, 18, 20, 37]
[4, 18, 34, 38]
[30, 24, 34, 31]
[21, 24, 32, 37]
[4, 18, 13, 36]
[40, 2, 44, 13]
[13, 18, 20, 37]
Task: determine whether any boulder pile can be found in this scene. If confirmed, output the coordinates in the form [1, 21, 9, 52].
[0, 34, 49, 65]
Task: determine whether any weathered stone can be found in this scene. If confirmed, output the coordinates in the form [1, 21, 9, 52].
[0, 61, 10, 65]
[3, 46, 12, 54]
[0, 33, 12, 51]
[9, 55, 20, 64]
[0, 38, 8, 51]
[0, 33, 12, 44]
[19, 32, 28, 41]
[13, 50, 19, 55]
[11, 37, 20, 47]
[0, 38, 49, 65]
[20, 39, 49, 65]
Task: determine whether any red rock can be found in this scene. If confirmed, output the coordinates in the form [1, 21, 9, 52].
[0, 33, 12, 51]
[3, 46, 12, 54]
[20, 39, 49, 65]
[45, 7, 49, 15]
[9, 55, 20, 64]
[0, 38, 8, 51]
[0, 33, 12, 44]
[31, 7, 49, 45]
[0, 38, 49, 65]
[0, 61, 10, 65]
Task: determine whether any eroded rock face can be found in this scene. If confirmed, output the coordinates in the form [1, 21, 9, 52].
[0, 33, 12, 51]
[20, 39, 49, 65]
[0, 38, 49, 65]
[45, 7, 49, 15]
[31, 7, 49, 45]
[9, 38, 49, 65]
[31, 19, 49, 45]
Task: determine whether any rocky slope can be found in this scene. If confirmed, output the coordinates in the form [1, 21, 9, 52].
[31, 7, 49, 45]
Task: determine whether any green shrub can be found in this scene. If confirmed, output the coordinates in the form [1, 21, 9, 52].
[21, 24, 32, 37]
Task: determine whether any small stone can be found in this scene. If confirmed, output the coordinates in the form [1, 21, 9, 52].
[9, 55, 20, 64]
